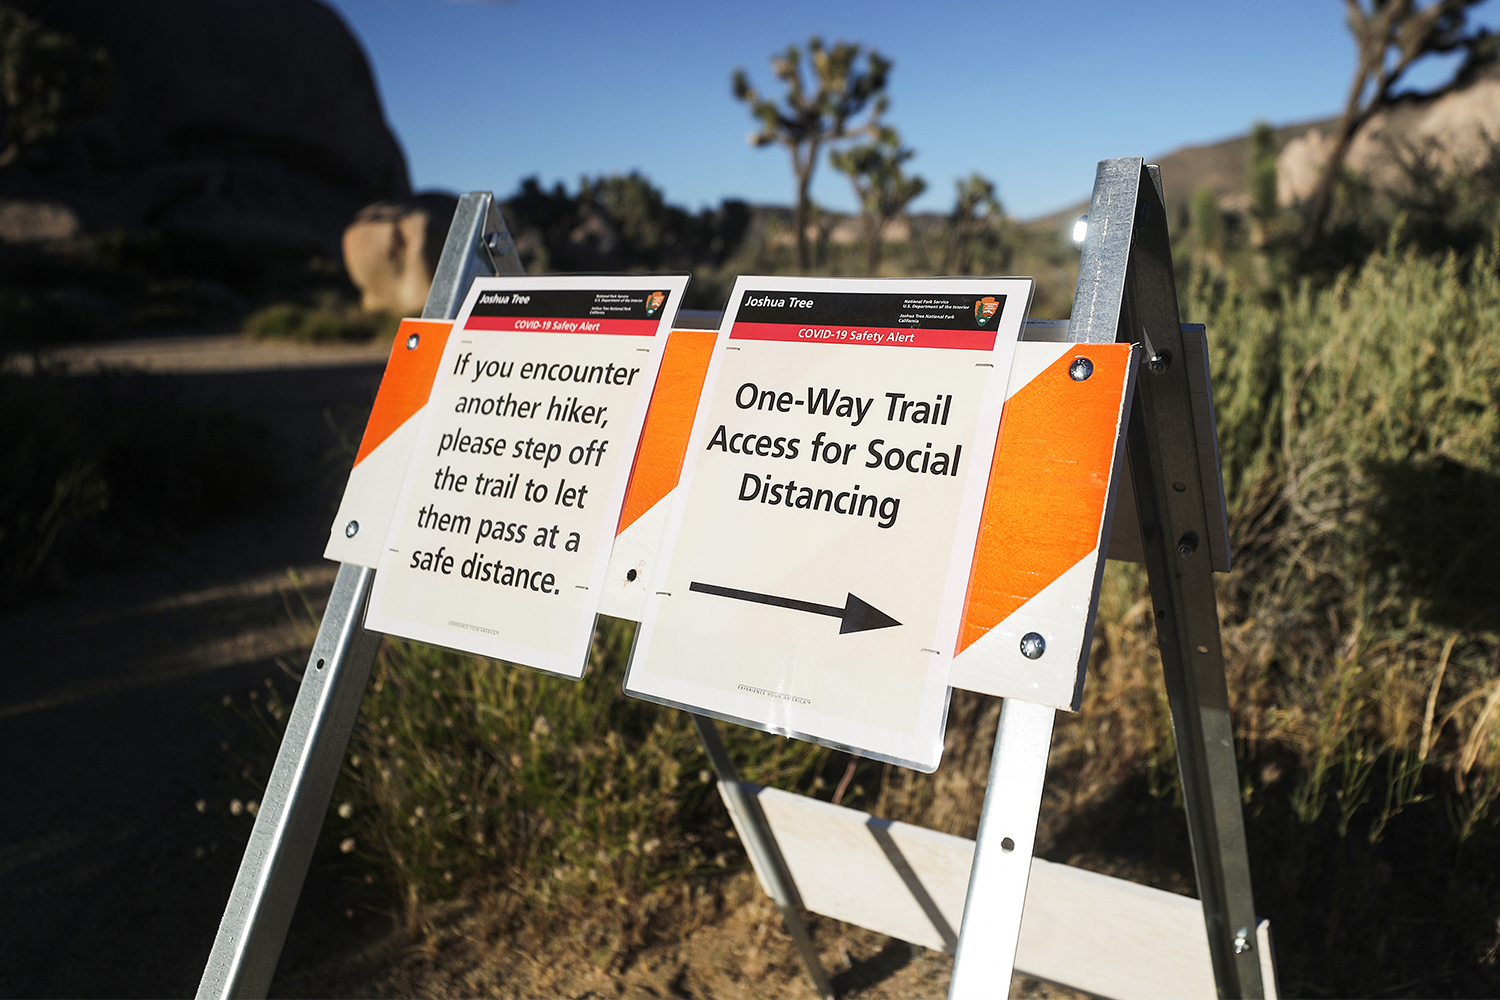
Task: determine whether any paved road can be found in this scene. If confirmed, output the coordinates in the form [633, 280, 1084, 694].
[0, 334, 393, 997]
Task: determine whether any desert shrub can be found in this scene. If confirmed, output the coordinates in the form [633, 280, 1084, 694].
[861, 231, 1500, 994]
[1193, 232, 1500, 831]
[1050, 235, 1500, 839]
[1049, 232, 1500, 838]
[0, 369, 279, 605]
[500, 174, 750, 311]
[326, 619, 829, 926]
[1033, 232, 1500, 995]
[245, 301, 397, 343]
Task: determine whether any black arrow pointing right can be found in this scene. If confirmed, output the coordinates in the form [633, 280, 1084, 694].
[688, 581, 901, 634]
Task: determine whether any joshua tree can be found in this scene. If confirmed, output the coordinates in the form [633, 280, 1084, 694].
[1300, 0, 1497, 248]
[808, 200, 839, 269]
[944, 173, 1006, 275]
[830, 128, 925, 273]
[733, 38, 890, 272]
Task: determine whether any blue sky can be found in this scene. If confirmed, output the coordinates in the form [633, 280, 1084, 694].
[322, 0, 1495, 220]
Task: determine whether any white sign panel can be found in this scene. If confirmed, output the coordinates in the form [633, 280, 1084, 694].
[366, 275, 687, 677]
[625, 276, 1031, 771]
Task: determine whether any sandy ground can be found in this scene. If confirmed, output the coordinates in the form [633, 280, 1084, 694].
[0, 331, 1089, 999]
[0, 333, 387, 997]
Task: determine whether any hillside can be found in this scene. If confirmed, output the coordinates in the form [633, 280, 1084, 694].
[1025, 57, 1500, 234]
[1020, 118, 1334, 235]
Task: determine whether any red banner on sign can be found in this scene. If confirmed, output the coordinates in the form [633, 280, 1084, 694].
[465, 315, 660, 336]
[729, 321, 997, 351]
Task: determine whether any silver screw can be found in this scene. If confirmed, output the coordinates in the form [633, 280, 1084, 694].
[1148, 350, 1171, 374]
[1068, 357, 1093, 381]
[1019, 632, 1046, 659]
[344, 520, 359, 538]
[1177, 532, 1198, 557]
[1233, 931, 1252, 955]
[405, 333, 420, 351]
[484, 231, 511, 255]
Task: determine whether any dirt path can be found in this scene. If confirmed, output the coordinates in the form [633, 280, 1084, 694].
[0, 333, 387, 997]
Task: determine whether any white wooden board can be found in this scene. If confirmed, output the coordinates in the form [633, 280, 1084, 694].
[729, 783, 1277, 1000]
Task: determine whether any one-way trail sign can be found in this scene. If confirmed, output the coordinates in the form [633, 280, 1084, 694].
[626, 274, 1032, 771]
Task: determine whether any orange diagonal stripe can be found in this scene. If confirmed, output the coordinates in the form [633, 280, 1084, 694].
[617, 328, 718, 534]
[354, 319, 453, 467]
[958, 345, 1132, 653]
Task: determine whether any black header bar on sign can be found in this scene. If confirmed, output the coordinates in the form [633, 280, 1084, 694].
[735, 289, 1008, 331]
[470, 288, 673, 320]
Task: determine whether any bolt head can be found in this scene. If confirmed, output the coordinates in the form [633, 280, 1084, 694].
[1068, 357, 1093, 381]
[405, 333, 420, 351]
[1233, 933, 1252, 955]
[1019, 632, 1046, 659]
[344, 520, 359, 538]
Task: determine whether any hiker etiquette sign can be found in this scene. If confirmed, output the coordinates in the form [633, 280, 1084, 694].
[624, 276, 1031, 771]
[364, 275, 687, 677]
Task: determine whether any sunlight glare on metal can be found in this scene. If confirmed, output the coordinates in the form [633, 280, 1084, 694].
[1072, 216, 1088, 244]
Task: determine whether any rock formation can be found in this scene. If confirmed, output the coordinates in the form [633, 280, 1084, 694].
[342, 194, 457, 317]
[1278, 60, 1500, 206]
[0, 0, 410, 255]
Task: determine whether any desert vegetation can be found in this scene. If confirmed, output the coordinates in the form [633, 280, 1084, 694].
[273, 220, 1500, 995]
[0, 362, 281, 608]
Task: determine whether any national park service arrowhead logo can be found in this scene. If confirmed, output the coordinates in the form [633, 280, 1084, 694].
[974, 296, 1000, 327]
[645, 291, 666, 317]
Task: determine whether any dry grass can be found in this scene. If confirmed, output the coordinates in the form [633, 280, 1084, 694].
[255, 229, 1500, 997]
[319, 621, 833, 942]
[245, 298, 399, 343]
[1195, 233, 1500, 838]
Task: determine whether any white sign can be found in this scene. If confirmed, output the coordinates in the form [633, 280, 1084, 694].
[365, 275, 687, 677]
[625, 276, 1031, 770]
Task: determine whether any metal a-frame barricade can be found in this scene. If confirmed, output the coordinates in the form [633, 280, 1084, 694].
[197, 156, 1272, 1000]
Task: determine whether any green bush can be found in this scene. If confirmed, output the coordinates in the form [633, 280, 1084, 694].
[245, 301, 397, 343]
[1193, 232, 1500, 831]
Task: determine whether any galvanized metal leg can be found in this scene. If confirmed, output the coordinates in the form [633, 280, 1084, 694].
[196, 564, 384, 999]
[422, 191, 523, 318]
[1125, 382, 1264, 998]
[198, 190, 519, 998]
[947, 698, 1055, 1000]
[693, 714, 836, 1000]
[1072, 156, 1264, 998]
